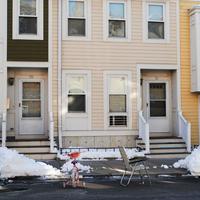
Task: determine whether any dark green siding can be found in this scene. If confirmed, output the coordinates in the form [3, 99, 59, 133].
[7, 0, 48, 62]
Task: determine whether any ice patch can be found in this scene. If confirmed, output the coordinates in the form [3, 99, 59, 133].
[0, 147, 62, 179]
[174, 146, 200, 176]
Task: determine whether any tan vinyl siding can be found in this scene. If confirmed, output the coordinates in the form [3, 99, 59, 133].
[180, 0, 199, 145]
[52, 0, 178, 133]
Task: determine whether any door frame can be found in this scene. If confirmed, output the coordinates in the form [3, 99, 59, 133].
[16, 78, 46, 138]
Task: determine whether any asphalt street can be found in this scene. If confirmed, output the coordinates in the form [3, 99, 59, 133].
[0, 176, 200, 200]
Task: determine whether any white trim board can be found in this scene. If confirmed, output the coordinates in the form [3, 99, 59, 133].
[137, 64, 178, 70]
[62, 0, 91, 41]
[103, 70, 132, 130]
[7, 62, 49, 68]
[12, 0, 44, 40]
[103, 0, 131, 42]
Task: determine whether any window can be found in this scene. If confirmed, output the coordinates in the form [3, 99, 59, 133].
[63, 0, 91, 39]
[67, 75, 87, 113]
[109, 3, 126, 38]
[148, 4, 165, 39]
[144, 2, 169, 41]
[149, 83, 166, 117]
[104, 0, 131, 40]
[13, 0, 44, 40]
[105, 73, 131, 128]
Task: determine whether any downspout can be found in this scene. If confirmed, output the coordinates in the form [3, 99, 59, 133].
[176, 0, 181, 137]
[177, 0, 181, 111]
[58, 0, 63, 149]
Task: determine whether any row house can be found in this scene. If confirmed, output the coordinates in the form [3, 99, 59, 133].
[0, 0, 195, 159]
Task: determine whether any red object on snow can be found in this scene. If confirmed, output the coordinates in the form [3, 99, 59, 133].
[68, 152, 80, 159]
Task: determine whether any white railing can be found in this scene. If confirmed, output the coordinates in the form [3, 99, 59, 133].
[178, 111, 191, 152]
[49, 112, 55, 153]
[139, 111, 150, 153]
[2, 112, 6, 147]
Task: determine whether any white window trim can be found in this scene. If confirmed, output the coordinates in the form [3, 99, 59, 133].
[13, 0, 44, 40]
[62, 0, 91, 41]
[104, 71, 132, 130]
[62, 70, 91, 128]
[103, 0, 131, 42]
[143, 1, 170, 43]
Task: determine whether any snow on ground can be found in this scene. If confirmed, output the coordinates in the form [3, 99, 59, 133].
[0, 148, 61, 179]
[58, 148, 145, 161]
[61, 160, 91, 174]
[174, 146, 200, 176]
[161, 165, 169, 169]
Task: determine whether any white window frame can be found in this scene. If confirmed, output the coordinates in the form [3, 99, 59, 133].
[104, 71, 132, 130]
[13, 0, 44, 40]
[143, 2, 169, 43]
[62, 0, 91, 40]
[103, 0, 131, 41]
[62, 70, 91, 118]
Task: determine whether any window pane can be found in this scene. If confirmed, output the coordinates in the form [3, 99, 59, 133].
[68, 19, 85, 36]
[150, 83, 166, 100]
[68, 95, 86, 112]
[110, 116, 127, 126]
[68, 76, 85, 93]
[148, 22, 164, 39]
[110, 77, 126, 94]
[23, 82, 40, 100]
[149, 5, 163, 21]
[109, 3, 124, 19]
[19, 17, 37, 34]
[109, 20, 125, 38]
[150, 101, 166, 117]
[109, 95, 126, 112]
[20, 0, 36, 16]
[22, 100, 41, 117]
[69, 1, 84, 17]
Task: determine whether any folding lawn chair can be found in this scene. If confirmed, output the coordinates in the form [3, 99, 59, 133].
[119, 146, 151, 187]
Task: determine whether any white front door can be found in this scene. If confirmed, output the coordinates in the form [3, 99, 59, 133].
[143, 81, 171, 133]
[18, 79, 45, 135]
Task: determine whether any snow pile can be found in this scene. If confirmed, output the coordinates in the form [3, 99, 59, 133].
[59, 148, 145, 160]
[161, 164, 169, 169]
[174, 146, 200, 176]
[0, 148, 62, 179]
[61, 160, 91, 174]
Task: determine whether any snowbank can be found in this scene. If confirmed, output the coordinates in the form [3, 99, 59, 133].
[0, 148, 61, 179]
[59, 148, 145, 160]
[61, 160, 91, 174]
[174, 146, 200, 176]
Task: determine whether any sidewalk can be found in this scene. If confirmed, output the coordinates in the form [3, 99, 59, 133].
[45, 158, 188, 177]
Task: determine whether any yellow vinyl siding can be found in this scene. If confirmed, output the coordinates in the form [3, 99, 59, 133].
[180, 0, 199, 144]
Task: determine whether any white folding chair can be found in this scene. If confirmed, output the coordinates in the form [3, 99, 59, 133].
[119, 146, 151, 187]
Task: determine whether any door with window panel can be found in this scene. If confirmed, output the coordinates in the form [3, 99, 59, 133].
[145, 82, 170, 133]
[19, 80, 44, 135]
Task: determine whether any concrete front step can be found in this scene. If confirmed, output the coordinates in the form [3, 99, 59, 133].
[137, 138, 184, 144]
[24, 153, 57, 160]
[137, 143, 186, 148]
[10, 147, 50, 154]
[150, 148, 187, 154]
[149, 153, 189, 159]
[6, 141, 51, 147]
